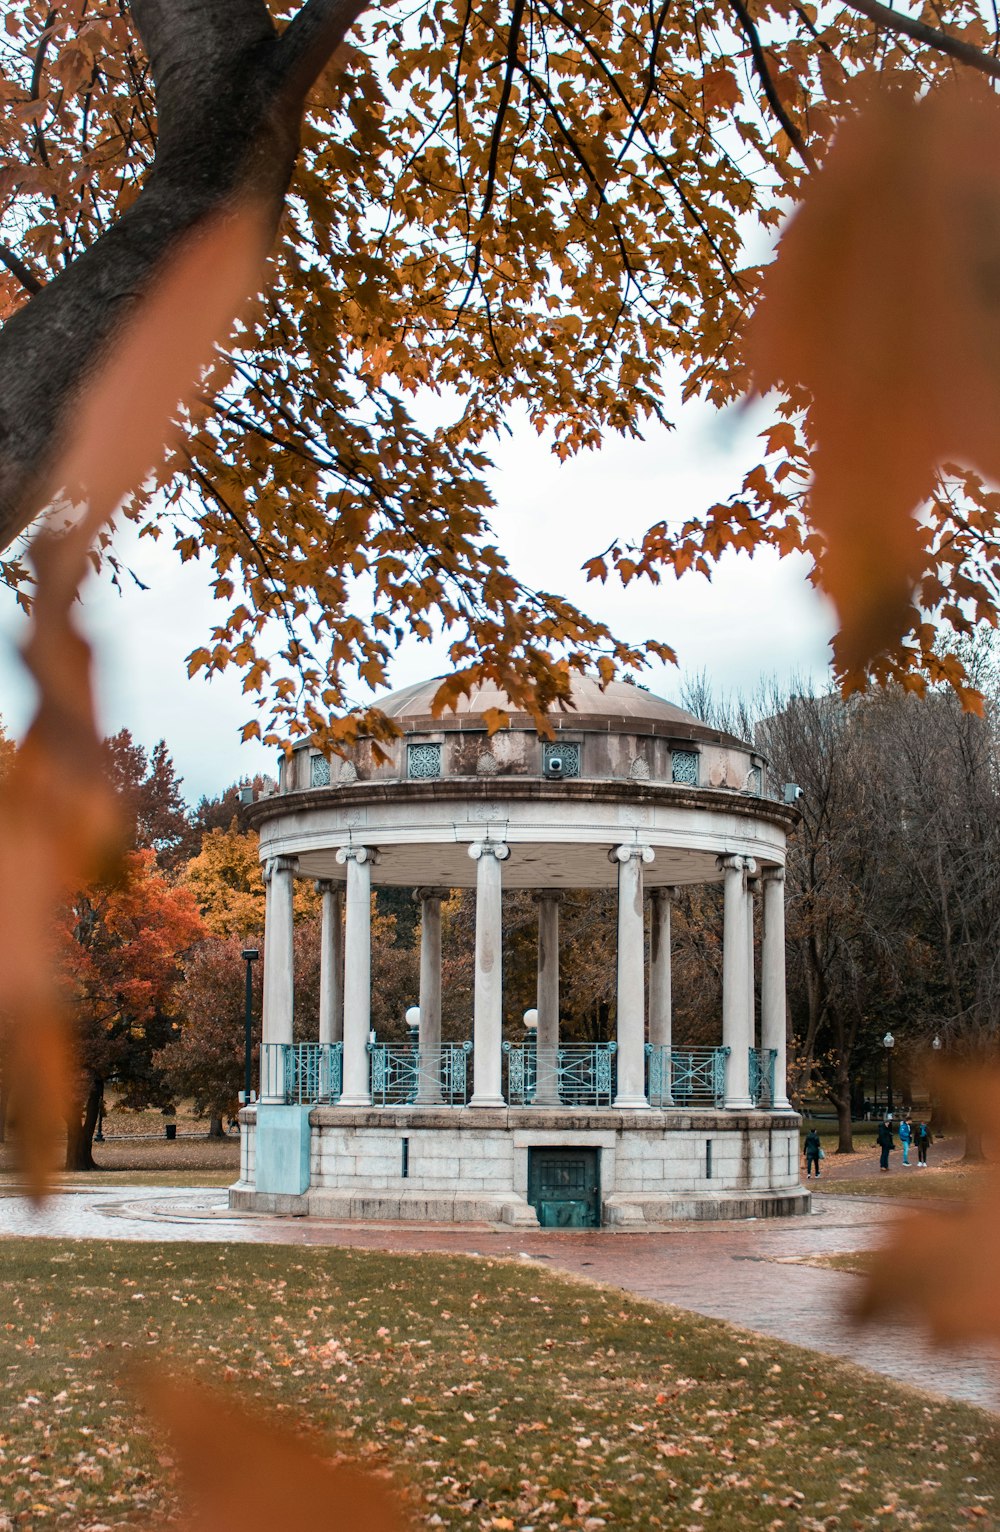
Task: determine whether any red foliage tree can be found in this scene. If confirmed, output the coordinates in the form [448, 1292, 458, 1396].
[59, 849, 206, 1169]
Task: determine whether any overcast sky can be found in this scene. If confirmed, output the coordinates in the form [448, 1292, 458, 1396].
[0, 392, 834, 805]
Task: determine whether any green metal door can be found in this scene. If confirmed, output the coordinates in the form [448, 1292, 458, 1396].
[527, 1147, 600, 1228]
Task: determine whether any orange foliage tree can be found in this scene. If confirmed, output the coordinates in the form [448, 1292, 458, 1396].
[4, 1, 1000, 746]
[58, 848, 206, 1169]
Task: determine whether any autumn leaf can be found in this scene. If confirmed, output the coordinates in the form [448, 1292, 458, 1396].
[856, 1064, 1000, 1345]
[0, 202, 271, 1193]
[750, 77, 1000, 673]
[137, 1373, 409, 1532]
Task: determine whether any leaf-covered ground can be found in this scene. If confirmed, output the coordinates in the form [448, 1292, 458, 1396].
[816, 1167, 982, 1201]
[1, 1240, 998, 1530]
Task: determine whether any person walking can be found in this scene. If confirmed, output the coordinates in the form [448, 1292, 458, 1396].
[898, 1115, 912, 1166]
[877, 1115, 895, 1171]
[915, 1121, 932, 1166]
[804, 1128, 822, 1179]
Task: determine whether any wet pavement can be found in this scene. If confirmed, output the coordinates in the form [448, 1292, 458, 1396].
[2, 1184, 997, 1413]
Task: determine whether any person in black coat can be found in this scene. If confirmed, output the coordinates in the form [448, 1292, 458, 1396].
[877, 1116, 895, 1171]
[915, 1121, 932, 1166]
[803, 1128, 822, 1179]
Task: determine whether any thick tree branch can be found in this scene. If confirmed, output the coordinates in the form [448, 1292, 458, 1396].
[277, 0, 370, 104]
[0, 245, 44, 298]
[727, 0, 817, 171]
[0, 0, 369, 554]
[841, 0, 1000, 77]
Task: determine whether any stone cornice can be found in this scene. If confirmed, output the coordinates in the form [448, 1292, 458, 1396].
[245, 775, 801, 835]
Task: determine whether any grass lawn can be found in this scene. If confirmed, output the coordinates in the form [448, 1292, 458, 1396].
[802, 1252, 880, 1278]
[816, 1166, 984, 1201]
[1, 1240, 998, 1531]
[0, 1135, 239, 1187]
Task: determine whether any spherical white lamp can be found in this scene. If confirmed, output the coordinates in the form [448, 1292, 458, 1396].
[523, 1008, 538, 1031]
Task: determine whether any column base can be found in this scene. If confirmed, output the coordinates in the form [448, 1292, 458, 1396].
[339, 1093, 373, 1107]
[771, 1097, 793, 1112]
[469, 1094, 506, 1108]
[725, 1095, 754, 1110]
[613, 1095, 652, 1109]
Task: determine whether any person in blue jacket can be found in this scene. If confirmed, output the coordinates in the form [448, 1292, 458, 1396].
[898, 1115, 912, 1165]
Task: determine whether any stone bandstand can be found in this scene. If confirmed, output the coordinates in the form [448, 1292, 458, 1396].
[232, 674, 808, 1225]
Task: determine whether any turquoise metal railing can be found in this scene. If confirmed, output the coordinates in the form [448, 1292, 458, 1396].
[504, 1041, 617, 1106]
[749, 1047, 778, 1107]
[368, 1042, 472, 1105]
[646, 1045, 729, 1107]
[260, 1042, 343, 1103]
[503, 1039, 536, 1103]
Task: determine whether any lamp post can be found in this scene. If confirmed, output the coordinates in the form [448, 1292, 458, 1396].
[930, 1034, 942, 1130]
[883, 1030, 895, 1116]
[241, 948, 259, 1108]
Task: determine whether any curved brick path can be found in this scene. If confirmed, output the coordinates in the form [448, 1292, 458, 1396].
[1, 1185, 997, 1412]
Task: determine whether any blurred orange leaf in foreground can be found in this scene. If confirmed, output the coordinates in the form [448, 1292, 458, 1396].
[858, 1065, 1000, 1345]
[139, 1373, 410, 1532]
[0, 200, 270, 1194]
[750, 77, 1000, 677]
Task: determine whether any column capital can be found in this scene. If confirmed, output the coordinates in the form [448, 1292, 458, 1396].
[336, 844, 380, 866]
[648, 885, 676, 904]
[716, 853, 756, 875]
[314, 878, 341, 897]
[413, 886, 450, 903]
[469, 840, 510, 861]
[532, 889, 565, 905]
[265, 854, 299, 881]
[609, 843, 654, 865]
[762, 865, 786, 887]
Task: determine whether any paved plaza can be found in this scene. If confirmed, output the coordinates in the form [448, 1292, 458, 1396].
[2, 1184, 997, 1413]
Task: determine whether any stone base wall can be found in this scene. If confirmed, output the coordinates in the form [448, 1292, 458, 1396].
[234, 1106, 807, 1223]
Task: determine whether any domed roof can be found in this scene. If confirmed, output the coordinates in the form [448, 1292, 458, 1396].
[377, 672, 709, 734]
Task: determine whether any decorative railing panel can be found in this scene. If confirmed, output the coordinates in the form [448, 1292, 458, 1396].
[646, 1045, 729, 1107]
[749, 1047, 777, 1108]
[368, 1043, 471, 1106]
[503, 1040, 536, 1104]
[504, 1041, 617, 1106]
[260, 1042, 343, 1104]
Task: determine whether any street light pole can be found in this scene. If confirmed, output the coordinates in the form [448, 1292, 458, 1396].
[241, 948, 259, 1108]
[883, 1031, 895, 1116]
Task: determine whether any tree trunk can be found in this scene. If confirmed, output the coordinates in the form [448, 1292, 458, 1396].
[963, 1124, 985, 1162]
[831, 1069, 855, 1153]
[208, 1114, 225, 1139]
[65, 1076, 104, 1171]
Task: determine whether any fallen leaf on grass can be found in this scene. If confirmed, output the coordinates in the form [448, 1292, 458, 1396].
[138, 1372, 409, 1532]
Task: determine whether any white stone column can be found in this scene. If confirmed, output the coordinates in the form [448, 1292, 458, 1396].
[718, 853, 755, 1109]
[648, 887, 673, 1105]
[469, 840, 509, 1106]
[316, 880, 344, 1046]
[761, 867, 791, 1109]
[336, 844, 379, 1106]
[261, 855, 297, 1102]
[414, 887, 446, 1105]
[612, 843, 654, 1108]
[747, 874, 759, 1048]
[533, 892, 562, 1106]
